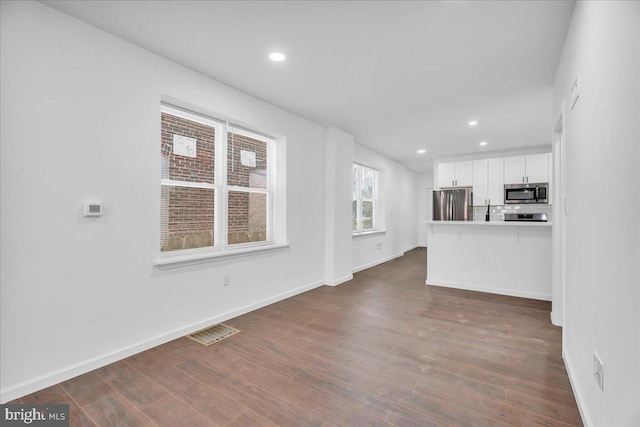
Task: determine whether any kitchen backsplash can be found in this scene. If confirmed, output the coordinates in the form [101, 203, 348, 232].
[473, 204, 553, 222]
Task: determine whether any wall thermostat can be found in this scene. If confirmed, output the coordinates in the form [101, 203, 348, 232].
[83, 201, 102, 217]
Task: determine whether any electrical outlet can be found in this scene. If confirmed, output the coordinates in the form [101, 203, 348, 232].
[223, 273, 230, 287]
[376, 242, 382, 250]
[593, 352, 604, 391]
[456, 232, 463, 240]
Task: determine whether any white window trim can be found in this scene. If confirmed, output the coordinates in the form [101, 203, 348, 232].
[161, 179, 215, 189]
[352, 229, 386, 237]
[159, 103, 278, 265]
[154, 243, 290, 269]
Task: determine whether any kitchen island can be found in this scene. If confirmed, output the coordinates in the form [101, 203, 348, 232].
[426, 221, 552, 300]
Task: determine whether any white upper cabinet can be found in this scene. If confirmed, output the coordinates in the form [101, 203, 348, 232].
[504, 156, 527, 184]
[455, 161, 473, 186]
[487, 158, 504, 205]
[525, 154, 550, 183]
[472, 159, 488, 206]
[472, 158, 504, 206]
[437, 161, 473, 188]
[504, 154, 550, 184]
[437, 162, 456, 188]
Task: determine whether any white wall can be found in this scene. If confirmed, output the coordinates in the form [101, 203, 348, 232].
[0, 1, 329, 401]
[352, 143, 418, 272]
[417, 173, 434, 246]
[553, 1, 640, 425]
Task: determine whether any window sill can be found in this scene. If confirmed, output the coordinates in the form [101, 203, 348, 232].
[352, 229, 386, 237]
[155, 243, 290, 270]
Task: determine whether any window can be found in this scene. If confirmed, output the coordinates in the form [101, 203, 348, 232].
[352, 163, 378, 233]
[160, 104, 274, 254]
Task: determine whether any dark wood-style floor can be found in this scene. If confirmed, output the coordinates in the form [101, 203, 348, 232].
[11, 248, 582, 426]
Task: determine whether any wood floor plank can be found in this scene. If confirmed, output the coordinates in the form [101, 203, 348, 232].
[225, 410, 278, 427]
[124, 353, 246, 426]
[216, 338, 303, 379]
[238, 333, 370, 384]
[223, 358, 380, 427]
[291, 367, 434, 427]
[20, 384, 96, 427]
[506, 389, 583, 426]
[142, 395, 217, 427]
[94, 360, 168, 410]
[83, 393, 156, 427]
[177, 358, 324, 427]
[60, 372, 117, 407]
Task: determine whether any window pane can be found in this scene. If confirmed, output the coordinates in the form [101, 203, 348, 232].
[228, 191, 267, 244]
[161, 186, 214, 251]
[362, 201, 373, 230]
[161, 112, 215, 184]
[227, 131, 268, 188]
[352, 199, 358, 231]
[362, 168, 374, 199]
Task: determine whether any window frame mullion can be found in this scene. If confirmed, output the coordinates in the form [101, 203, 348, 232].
[215, 122, 227, 248]
[357, 166, 363, 232]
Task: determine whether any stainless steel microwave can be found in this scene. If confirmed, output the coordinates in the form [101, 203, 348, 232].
[504, 183, 548, 204]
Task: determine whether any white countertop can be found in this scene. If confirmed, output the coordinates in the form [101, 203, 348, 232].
[425, 220, 552, 227]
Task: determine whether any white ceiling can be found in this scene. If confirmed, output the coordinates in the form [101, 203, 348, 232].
[41, 0, 575, 173]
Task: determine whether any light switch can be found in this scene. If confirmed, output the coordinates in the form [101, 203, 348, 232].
[571, 74, 580, 110]
[83, 201, 102, 217]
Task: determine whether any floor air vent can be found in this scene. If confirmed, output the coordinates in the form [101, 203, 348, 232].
[188, 324, 240, 346]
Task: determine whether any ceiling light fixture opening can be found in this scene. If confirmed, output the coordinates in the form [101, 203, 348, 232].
[417, 149, 426, 154]
[479, 141, 488, 146]
[269, 52, 286, 62]
[468, 120, 478, 126]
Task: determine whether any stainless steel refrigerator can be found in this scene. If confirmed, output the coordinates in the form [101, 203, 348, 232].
[433, 188, 473, 221]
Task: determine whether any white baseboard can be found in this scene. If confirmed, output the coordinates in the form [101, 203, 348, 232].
[563, 350, 591, 427]
[550, 310, 563, 326]
[325, 274, 353, 287]
[0, 280, 324, 404]
[425, 279, 551, 301]
[352, 252, 403, 274]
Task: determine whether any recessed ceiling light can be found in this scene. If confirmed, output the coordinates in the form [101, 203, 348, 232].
[479, 141, 488, 146]
[417, 149, 426, 154]
[269, 52, 286, 62]
[468, 120, 478, 126]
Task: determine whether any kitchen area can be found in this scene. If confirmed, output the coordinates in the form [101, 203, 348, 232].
[426, 152, 553, 301]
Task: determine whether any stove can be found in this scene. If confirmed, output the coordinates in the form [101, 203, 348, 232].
[504, 213, 548, 222]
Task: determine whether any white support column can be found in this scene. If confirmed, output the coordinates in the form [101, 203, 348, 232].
[324, 128, 354, 286]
